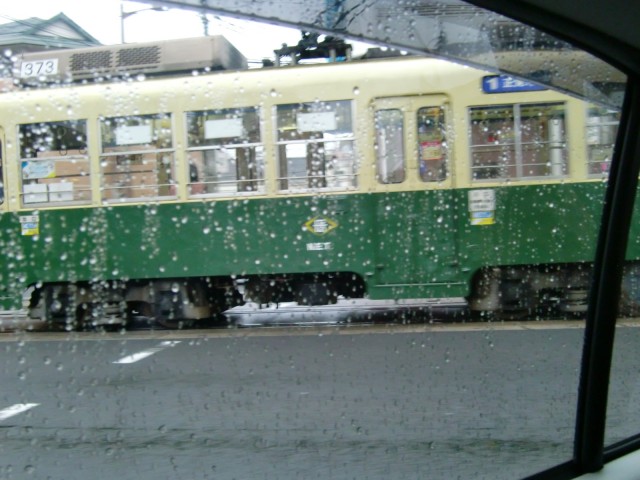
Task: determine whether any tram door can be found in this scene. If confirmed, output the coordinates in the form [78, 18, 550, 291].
[372, 96, 461, 290]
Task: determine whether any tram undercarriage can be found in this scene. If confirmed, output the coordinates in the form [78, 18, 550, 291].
[26, 272, 367, 330]
[468, 261, 640, 318]
[25, 262, 640, 330]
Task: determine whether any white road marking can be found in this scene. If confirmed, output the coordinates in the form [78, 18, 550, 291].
[112, 341, 181, 364]
[0, 403, 39, 421]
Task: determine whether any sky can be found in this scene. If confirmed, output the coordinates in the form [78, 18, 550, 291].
[0, 0, 318, 62]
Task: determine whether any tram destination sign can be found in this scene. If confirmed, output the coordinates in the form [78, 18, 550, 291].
[482, 75, 546, 93]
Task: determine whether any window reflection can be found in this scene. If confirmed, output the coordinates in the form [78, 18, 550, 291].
[186, 108, 265, 195]
[276, 100, 356, 190]
[417, 106, 447, 182]
[99, 114, 175, 202]
[470, 103, 567, 180]
[586, 106, 619, 176]
[375, 109, 405, 184]
[18, 120, 90, 205]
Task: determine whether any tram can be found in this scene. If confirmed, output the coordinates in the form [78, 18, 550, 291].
[0, 36, 629, 328]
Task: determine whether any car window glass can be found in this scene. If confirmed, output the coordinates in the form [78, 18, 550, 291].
[0, 1, 631, 479]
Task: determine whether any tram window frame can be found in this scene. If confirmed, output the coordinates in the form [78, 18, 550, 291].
[185, 107, 265, 196]
[99, 113, 176, 203]
[18, 119, 91, 207]
[469, 102, 568, 181]
[375, 108, 406, 184]
[417, 106, 448, 182]
[275, 99, 357, 192]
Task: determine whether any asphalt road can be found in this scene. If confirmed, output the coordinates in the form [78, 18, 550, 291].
[1, 321, 639, 480]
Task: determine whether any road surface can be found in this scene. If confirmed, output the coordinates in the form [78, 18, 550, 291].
[1, 320, 639, 479]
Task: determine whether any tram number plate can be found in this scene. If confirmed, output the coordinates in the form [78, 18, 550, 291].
[20, 59, 59, 78]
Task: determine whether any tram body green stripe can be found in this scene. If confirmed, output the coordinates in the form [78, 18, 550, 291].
[0, 182, 613, 310]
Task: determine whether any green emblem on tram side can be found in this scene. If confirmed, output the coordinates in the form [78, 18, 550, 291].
[304, 216, 338, 236]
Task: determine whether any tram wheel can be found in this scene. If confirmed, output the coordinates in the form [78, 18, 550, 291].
[156, 318, 194, 329]
[154, 291, 192, 329]
[494, 309, 531, 321]
[620, 263, 640, 317]
[469, 308, 531, 322]
[468, 310, 495, 322]
[76, 303, 95, 331]
[76, 304, 125, 332]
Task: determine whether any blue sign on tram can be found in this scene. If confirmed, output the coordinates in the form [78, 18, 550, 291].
[482, 75, 546, 93]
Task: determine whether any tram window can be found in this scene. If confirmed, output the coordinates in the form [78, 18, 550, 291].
[186, 108, 264, 195]
[375, 109, 406, 184]
[275, 100, 356, 191]
[18, 120, 90, 206]
[470, 103, 567, 180]
[99, 114, 175, 202]
[586, 106, 620, 176]
[417, 106, 447, 182]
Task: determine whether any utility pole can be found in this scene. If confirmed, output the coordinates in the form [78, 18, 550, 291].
[120, 2, 165, 43]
